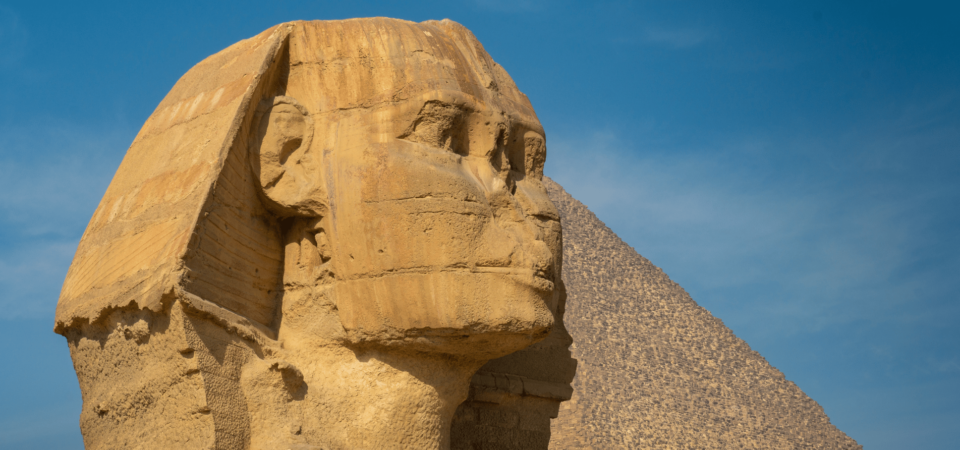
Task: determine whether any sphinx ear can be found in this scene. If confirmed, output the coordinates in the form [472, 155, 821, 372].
[250, 96, 325, 216]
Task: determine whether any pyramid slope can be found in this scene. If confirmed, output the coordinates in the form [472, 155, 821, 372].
[545, 178, 860, 449]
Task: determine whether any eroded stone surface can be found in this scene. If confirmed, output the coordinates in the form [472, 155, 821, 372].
[57, 18, 568, 450]
[56, 17, 860, 450]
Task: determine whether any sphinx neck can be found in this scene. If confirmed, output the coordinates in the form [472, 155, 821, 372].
[299, 346, 482, 450]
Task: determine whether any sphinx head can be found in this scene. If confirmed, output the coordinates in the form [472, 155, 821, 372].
[55, 19, 569, 448]
[246, 20, 562, 359]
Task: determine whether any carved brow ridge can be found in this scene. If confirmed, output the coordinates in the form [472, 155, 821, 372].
[410, 91, 545, 134]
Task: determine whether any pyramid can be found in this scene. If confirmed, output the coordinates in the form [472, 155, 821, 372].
[544, 178, 860, 449]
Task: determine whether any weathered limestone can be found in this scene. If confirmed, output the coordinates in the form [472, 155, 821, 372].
[56, 16, 861, 450]
[56, 18, 570, 449]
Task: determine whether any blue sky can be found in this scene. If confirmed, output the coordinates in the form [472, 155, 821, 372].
[1, 1, 958, 448]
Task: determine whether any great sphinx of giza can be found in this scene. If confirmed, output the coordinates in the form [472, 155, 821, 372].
[56, 18, 575, 449]
[57, 16, 862, 450]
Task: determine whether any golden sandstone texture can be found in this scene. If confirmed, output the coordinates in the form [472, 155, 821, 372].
[54, 17, 860, 450]
[57, 18, 568, 449]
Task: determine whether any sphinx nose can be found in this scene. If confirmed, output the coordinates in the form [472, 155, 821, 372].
[475, 220, 519, 268]
[528, 238, 554, 275]
[523, 216, 545, 241]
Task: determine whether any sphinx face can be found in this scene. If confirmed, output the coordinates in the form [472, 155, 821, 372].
[257, 91, 560, 356]
[321, 91, 561, 355]
[247, 22, 561, 357]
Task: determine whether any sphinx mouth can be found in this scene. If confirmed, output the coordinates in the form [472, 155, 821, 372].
[344, 266, 557, 293]
[346, 266, 551, 280]
[471, 266, 551, 279]
[468, 266, 556, 290]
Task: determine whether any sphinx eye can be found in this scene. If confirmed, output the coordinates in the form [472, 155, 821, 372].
[522, 131, 546, 178]
[488, 124, 510, 172]
[503, 129, 546, 178]
[399, 101, 467, 155]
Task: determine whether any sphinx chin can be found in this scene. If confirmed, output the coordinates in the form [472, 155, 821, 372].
[333, 270, 556, 357]
[342, 319, 556, 360]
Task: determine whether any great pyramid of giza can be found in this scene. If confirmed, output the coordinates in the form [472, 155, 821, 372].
[544, 178, 860, 449]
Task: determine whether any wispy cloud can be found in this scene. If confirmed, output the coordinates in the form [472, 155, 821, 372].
[643, 27, 711, 49]
[0, 121, 131, 319]
[0, 403, 80, 449]
[0, 123, 129, 237]
[0, 241, 79, 320]
[545, 95, 960, 339]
